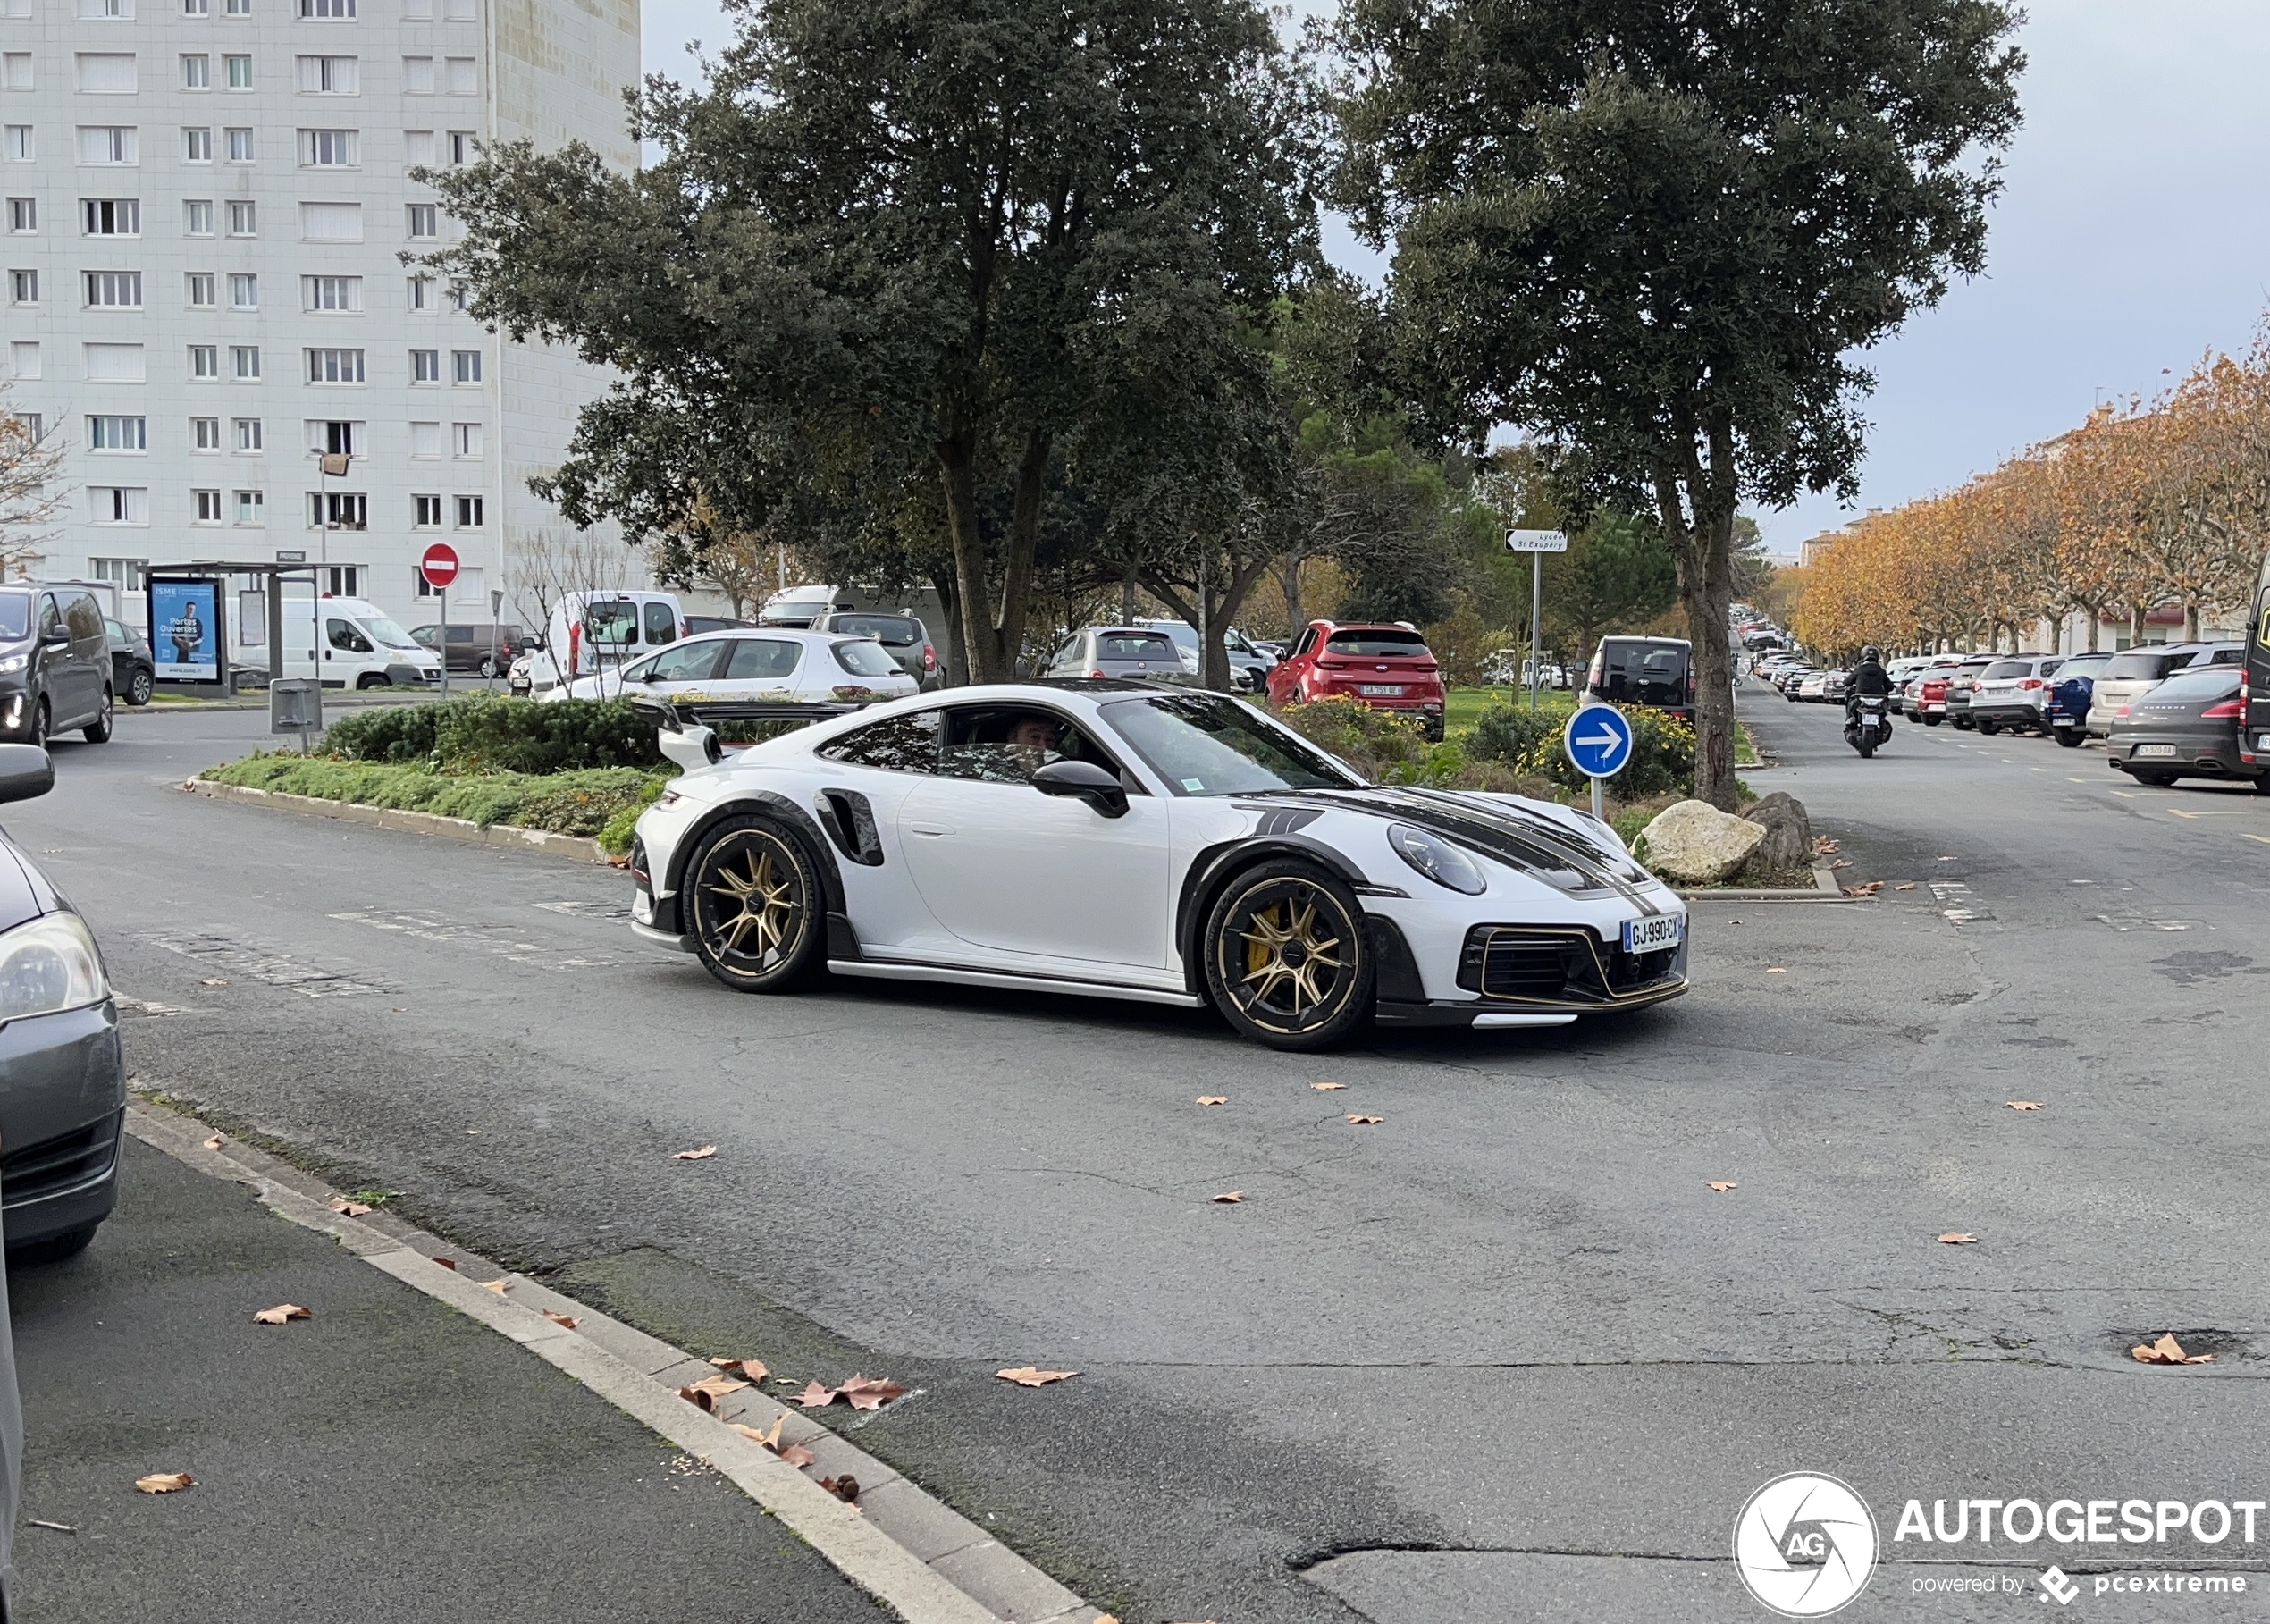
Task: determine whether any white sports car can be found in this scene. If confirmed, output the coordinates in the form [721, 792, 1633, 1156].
[627, 682, 1688, 1050]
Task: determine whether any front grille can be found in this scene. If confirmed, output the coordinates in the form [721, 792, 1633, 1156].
[1458, 927, 1683, 1006]
[2, 1108, 122, 1208]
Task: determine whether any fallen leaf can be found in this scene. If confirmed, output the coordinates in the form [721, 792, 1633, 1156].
[777, 1441, 819, 1469]
[733, 1413, 784, 1448]
[1707, 1182, 1737, 1191]
[1196, 1096, 1227, 1107]
[1344, 1114, 1383, 1125]
[2006, 1101, 2043, 1112]
[251, 1303, 310, 1325]
[1211, 1191, 1243, 1204]
[996, 1367, 1079, 1387]
[794, 1380, 837, 1409]
[677, 1374, 750, 1412]
[2131, 1334, 2215, 1366]
[671, 1144, 718, 1162]
[1766, 967, 1788, 974]
[200, 1134, 224, 1150]
[1812, 837, 1840, 854]
[836, 1375, 906, 1411]
[481, 1278, 510, 1296]
[327, 1196, 372, 1216]
[819, 1473, 860, 1503]
[1894, 881, 1918, 891]
[1841, 881, 1883, 896]
[135, 1472, 194, 1494]
[200, 977, 228, 987]
[1829, 859, 1853, 870]
[1937, 1232, 1977, 1244]
[27, 1519, 73, 1533]
[543, 1311, 580, 1330]
[432, 1257, 458, 1270]
[1309, 1081, 1346, 1091]
[710, 1357, 769, 1382]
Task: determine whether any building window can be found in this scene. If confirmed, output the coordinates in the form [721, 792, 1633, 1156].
[7, 268, 34, 305]
[185, 271, 214, 306]
[78, 126, 139, 164]
[450, 349, 481, 384]
[233, 417, 261, 450]
[0, 53, 27, 91]
[89, 485, 149, 524]
[84, 341, 143, 380]
[183, 0, 209, 15]
[453, 494, 482, 528]
[408, 421, 440, 458]
[298, 129, 358, 167]
[192, 488, 223, 523]
[305, 347, 365, 383]
[5, 198, 31, 232]
[231, 343, 259, 378]
[8, 342, 38, 381]
[225, 198, 256, 236]
[309, 491, 366, 529]
[182, 53, 212, 89]
[402, 130, 434, 166]
[75, 52, 139, 92]
[405, 202, 437, 240]
[308, 418, 355, 454]
[298, 201, 362, 241]
[87, 414, 147, 450]
[402, 56, 434, 94]
[324, 565, 359, 596]
[411, 492, 441, 528]
[189, 343, 219, 378]
[409, 348, 441, 383]
[224, 0, 249, 13]
[82, 198, 141, 236]
[302, 273, 361, 312]
[234, 489, 263, 524]
[450, 421, 481, 458]
[299, 0, 355, 14]
[191, 415, 221, 450]
[79, 0, 136, 15]
[297, 55, 358, 93]
[443, 0, 474, 20]
[4, 128, 32, 164]
[91, 557, 149, 590]
[444, 56, 476, 95]
[406, 275, 431, 311]
[224, 127, 254, 163]
[183, 198, 214, 235]
[184, 127, 214, 163]
[446, 280, 470, 313]
[85, 270, 142, 307]
[446, 130, 477, 166]
[223, 54, 253, 89]
[228, 272, 256, 309]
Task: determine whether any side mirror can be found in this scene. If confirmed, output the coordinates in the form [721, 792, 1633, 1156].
[659, 725, 721, 771]
[0, 745, 54, 804]
[41, 627, 69, 647]
[1032, 758, 1128, 818]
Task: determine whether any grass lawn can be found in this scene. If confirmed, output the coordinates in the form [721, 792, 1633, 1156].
[203, 754, 668, 853]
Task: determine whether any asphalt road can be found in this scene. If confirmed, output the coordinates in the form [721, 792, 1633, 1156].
[18, 694, 2270, 1622]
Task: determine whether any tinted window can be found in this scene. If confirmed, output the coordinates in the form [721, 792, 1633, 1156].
[817, 709, 940, 772]
[65, 593, 104, 647]
[2149, 669, 2241, 701]
[326, 618, 373, 654]
[0, 593, 29, 642]
[1982, 661, 2029, 680]
[1325, 629, 1428, 657]
[2206, 646, 2242, 666]
[639, 641, 727, 684]
[936, 706, 1110, 786]
[827, 615, 920, 644]
[832, 639, 902, 677]
[445, 626, 474, 644]
[1097, 634, 1177, 662]
[724, 638, 802, 680]
[2099, 652, 2174, 681]
[1101, 693, 1363, 796]
[2056, 655, 2111, 678]
[643, 601, 677, 645]
[2039, 659, 2063, 677]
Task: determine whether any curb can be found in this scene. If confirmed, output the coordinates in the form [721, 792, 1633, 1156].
[1678, 866, 1857, 904]
[185, 778, 611, 866]
[124, 1099, 1106, 1624]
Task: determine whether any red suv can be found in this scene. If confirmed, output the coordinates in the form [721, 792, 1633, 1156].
[1266, 621, 1447, 740]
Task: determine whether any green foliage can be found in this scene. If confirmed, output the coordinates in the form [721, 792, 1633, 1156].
[202, 755, 668, 842]
[1467, 702, 1696, 798]
[324, 698, 661, 775]
[1272, 694, 1431, 769]
[1543, 510, 1679, 660]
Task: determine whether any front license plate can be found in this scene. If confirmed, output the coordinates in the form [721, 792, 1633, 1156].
[2135, 744, 2178, 759]
[1359, 684, 1404, 696]
[1622, 914, 1685, 954]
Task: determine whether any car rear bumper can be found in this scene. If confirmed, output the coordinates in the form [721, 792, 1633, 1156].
[2109, 732, 2256, 778]
[1970, 700, 2046, 724]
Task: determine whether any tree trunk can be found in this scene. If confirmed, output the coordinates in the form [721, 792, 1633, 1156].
[935, 430, 997, 683]
[2184, 602, 2201, 641]
[1655, 412, 1738, 811]
[1279, 551, 1305, 635]
[927, 566, 963, 686]
[2129, 602, 2147, 648]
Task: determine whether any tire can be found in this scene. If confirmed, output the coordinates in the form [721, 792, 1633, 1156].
[356, 672, 386, 690]
[2056, 728, 2083, 748]
[83, 686, 113, 744]
[1976, 719, 2000, 736]
[2253, 775, 2270, 796]
[1858, 744, 1875, 758]
[29, 697, 48, 751]
[2133, 770, 2178, 787]
[685, 812, 827, 993]
[1424, 717, 1445, 744]
[128, 669, 154, 706]
[8, 1221, 97, 1266]
[478, 656, 500, 678]
[1201, 859, 1374, 1051]
[1922, 716, 1941, 727]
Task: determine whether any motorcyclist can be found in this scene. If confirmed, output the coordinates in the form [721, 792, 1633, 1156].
[1845, 645, 1893, 728]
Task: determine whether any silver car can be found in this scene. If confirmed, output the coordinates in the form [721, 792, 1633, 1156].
[2084, 644, 2242, 738]
[1042, 627, 1191, 684]
[1967, 655, 2064, 735]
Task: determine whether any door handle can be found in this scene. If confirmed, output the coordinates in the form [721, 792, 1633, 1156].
[907, 821, 952, 837]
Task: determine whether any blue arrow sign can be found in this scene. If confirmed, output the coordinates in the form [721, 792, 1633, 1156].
[1562, 703, 1635, 779]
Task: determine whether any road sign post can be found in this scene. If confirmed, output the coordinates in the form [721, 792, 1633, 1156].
[1562, 701, 1635, 823]
[1506, 530, 1569, 709]
[420, 543, 460, 698]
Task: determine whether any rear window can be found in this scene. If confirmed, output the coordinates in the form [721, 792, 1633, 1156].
[2149, 668, 2241, 701]
[832, 639, 903, 678]
[2099, 652, 2174, 681]
[828, 615, 920, 645]
[1097, 634, 1177, 662]
[1981, 661, 2029, 680]
[1326, 629, 1429, 657]
[2055, 655, 2111, 677]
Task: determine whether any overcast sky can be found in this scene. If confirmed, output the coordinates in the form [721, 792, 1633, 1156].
[638, 1, 2270, 559]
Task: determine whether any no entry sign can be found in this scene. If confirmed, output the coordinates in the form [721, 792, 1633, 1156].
[419, 543, 461, 591]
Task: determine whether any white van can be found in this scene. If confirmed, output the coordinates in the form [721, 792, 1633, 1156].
[756, 583, 841, 627]
[526, 590, 687, 695]
[231, 592, 441, 688]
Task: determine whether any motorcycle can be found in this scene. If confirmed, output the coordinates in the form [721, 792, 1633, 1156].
[1845, 694, 1892, 758]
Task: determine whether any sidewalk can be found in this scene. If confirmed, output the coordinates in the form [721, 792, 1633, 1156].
[8, 1135, 887, 1624]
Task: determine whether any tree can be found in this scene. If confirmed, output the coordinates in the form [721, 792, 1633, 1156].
[422, 0, 1316, 683]
[1545, 510, 1679, 661]
[0, 390, 63, 579]
[1333, 0, 2025, 805]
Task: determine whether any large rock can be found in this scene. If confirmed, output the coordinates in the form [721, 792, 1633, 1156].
[1638, 799, 1767, 886]
[1740, 792, 1813, 879]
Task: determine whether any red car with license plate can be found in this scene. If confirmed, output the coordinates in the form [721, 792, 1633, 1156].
[1267, 621, 1447, 740]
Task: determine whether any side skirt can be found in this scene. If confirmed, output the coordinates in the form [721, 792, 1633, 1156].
[826, 959, 1206, 1009]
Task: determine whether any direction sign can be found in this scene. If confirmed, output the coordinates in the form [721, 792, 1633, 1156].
[419, 542, 461, 590]
[1563, 703, 1635, 779]
[1506, 528, 1569, 553]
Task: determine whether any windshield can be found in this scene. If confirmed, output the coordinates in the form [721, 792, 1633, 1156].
[357, 615, 420, 651]
[0, 592, 29, 642]
[1100, 693, 1363, 796]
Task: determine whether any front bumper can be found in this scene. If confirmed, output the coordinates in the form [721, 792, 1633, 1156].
[0, 999, 127, 1249]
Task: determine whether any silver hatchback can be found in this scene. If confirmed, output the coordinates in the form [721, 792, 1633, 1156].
[1041, 627, 1191, 684]
[2085, 644, 2241, 738]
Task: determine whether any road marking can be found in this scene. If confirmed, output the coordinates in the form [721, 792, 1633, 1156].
[2167, 808, 2249, 819]
[139, 932, 391, 997]
[2245, 834, 2270, 846]
[330, 908, 621, 970]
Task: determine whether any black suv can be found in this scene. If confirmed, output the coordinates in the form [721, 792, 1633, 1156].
[0, 588, 114, 747]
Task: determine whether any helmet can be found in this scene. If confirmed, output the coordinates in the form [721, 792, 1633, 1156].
[1861, 645, 1880, 664]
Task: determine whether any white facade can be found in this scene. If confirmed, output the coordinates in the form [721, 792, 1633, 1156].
[0, 0, 639, 643]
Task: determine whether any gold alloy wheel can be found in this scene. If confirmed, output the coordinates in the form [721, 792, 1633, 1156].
[702, 834, 804, 972]
[1229, 882, 1349, 1030]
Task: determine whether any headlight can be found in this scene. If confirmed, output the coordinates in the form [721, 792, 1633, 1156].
[0, 652, 25, 675]
[1387, 823, 1485, 895]
[0, 912, 109, 1022]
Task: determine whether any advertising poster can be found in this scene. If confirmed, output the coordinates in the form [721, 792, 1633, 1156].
[150, 578, 222, 683]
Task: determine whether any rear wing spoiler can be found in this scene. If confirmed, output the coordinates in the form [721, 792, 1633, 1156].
[629, 695, 862, 771]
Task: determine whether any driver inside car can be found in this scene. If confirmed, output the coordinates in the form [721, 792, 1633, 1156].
[1005, 712, 1065, 770]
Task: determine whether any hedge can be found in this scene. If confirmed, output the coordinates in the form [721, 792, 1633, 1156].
[324, 696, 661, 775]
[200, 755, 667, 854]
[1467, 702, 1697, 798]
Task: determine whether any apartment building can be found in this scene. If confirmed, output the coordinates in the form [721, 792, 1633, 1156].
[0, 0, 638, 648]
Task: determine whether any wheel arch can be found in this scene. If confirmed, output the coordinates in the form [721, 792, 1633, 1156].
[667, 791, 849, 922]
[1174, 835, 1375, 998]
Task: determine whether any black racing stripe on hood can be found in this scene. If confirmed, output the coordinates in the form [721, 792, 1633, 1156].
[1258, 787, 1656, 906]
